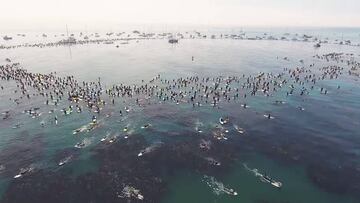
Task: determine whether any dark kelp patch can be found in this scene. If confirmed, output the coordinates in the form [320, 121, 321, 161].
[0, 132, 45, 178]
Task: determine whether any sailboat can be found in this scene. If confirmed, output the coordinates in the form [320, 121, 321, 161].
[59, 25, 77, 44]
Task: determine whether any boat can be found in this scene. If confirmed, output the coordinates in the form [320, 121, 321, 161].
[168, 39, 178, 44]
[3, 36, 12, 40]
[261, 174, 283, 188]
[137, 194, 144, 200]
[223, 188, 238, 196]
[138, 142, 163, 157]
[14, 167, 34, 179]
[58, 156, 72, 166]
[59, 25, 77, 44]
[138, 150, 145, 157]
[243, 163, 283, 188]
[100, 136, 107, 142]
[202, 175, 238, 196]
[108, 137, 116, 143]
[59, 37, 77, 44]
[314, 43, 321, 48]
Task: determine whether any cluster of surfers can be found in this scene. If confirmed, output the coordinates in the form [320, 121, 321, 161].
[1, 52, 358, 125]
[314, 52, 360, 77]
[0, 53, 357, 154]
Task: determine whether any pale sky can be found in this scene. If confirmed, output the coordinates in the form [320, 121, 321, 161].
[1, 0, 359, 30]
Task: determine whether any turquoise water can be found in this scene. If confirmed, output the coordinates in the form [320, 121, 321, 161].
[0, 28, 360, 202]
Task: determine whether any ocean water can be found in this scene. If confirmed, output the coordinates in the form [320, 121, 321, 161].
[0, 27, 360, 203]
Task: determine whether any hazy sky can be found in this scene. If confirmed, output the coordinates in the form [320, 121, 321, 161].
[1, 0, 359, 30]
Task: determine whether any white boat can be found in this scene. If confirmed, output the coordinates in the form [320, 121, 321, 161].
[202, 175, 238, 196]
[243, 163, 282, 188]
[14, 167, 34, 179]
[138, 143, 162, 157]
[137, 194, 144, 200]
[261, 175, 283, 188]
[100, 136, 107, 142]
[58, 156, 72, 166]
[109, 137, 117, 143]
[138, 150, 145, 157]
[223, 188, 238, 196]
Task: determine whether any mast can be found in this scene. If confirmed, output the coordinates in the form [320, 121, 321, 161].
[66, 24, 69, 37]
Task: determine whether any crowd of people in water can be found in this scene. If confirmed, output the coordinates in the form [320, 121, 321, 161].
[1, 51, 359, 132]
[1, 51, 358, 123]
